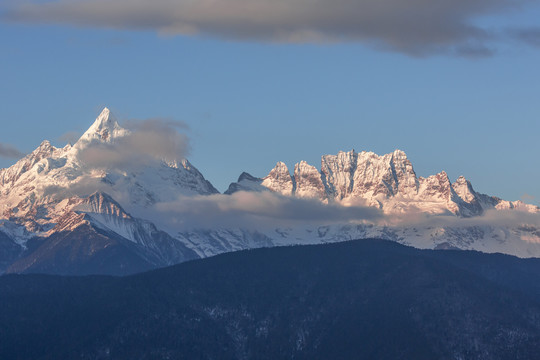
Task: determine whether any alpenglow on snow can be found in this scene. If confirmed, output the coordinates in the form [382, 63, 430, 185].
[0, 108, 539, 275]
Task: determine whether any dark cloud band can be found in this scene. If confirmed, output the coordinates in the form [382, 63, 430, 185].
[0, 143, 24, 159]
[2, 0, 533, 56]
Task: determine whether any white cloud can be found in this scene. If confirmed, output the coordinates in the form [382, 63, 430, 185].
[384, 207, 540, 231]
[58, 131, 81, 145]
[77, 118, 190, 171]
[152, 190, 383, 230]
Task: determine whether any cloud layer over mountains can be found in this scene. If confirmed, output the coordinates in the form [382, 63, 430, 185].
[148, 191, 540, 237]
[153, 191, 383, 230]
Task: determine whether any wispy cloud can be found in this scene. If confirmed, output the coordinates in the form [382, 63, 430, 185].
[77, 117, 190, 171]
[2, 0, 534, 56]
[387, 208, 540, 229]
[152, 191, 383, 231]
[510, 27, 540, 48]
[143, 189, 540, 244]
[0, 143, 24, 159]
[58, 131, 80, 145]
[521, 193, 537, 206]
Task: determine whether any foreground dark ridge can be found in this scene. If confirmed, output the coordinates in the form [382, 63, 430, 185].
[2, 239, 540, 360]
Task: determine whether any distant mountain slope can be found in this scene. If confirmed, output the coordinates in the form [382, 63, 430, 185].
[2, 239, 540, 360]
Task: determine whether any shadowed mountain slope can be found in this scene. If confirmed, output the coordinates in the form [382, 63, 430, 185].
[2, 239, 540, 359]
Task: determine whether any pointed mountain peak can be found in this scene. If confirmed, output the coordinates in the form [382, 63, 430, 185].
[454, 175, 469, 185]
[84, 191, 126, 210]
[30, 140, 55, 159]
[99, 107, 110, 116]
[295, 160, 318, 172]
[392, 149, 408, 158]
[452, 175, 478, 203]
[224, 172, 264, 194]
[89, 107, 115, 130]
[453, 175, 476, 192]
[75, 107, 129, 146]
[262, 162, 295, 196]
[37, 139, 52, 149]
[435, 171, 450, 183]
[238, 172, 260, 182]
[272, 161, 290, 173]
[75, 191, 131, 219]
[86, 107, 121, 136]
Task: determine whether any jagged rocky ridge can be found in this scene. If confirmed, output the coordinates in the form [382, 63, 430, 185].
[227, 150, 537, 217]
[221, 153, 540, 259]
[0, 108, 539, 275]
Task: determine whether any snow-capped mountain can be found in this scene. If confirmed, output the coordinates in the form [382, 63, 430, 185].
[0, 108, 539, 275]
[227, 149, 537, 217]
[0, 108, 214, 274]
[0, 108, 217, 224]
[219, 150, 540, 258]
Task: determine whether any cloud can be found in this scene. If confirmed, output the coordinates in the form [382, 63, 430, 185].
[141, 187, 540, 244]
[1, 0, 533, 56]
[521, 193, 537, 205]
[152, 191, 383, 231]
[41, 177, 110, 201]
[77, 118, 190, 171]
[0, 143, 24, 159]
[58, 131, 80, 145]
[510, 27, 540, 48]
[377, 207, 540, 246]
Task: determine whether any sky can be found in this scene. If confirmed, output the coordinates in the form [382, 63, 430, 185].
[0, 0, 539, 205]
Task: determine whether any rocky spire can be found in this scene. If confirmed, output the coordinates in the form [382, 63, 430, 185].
[262, 162, 295, 196]
[75, 107, 129, 147]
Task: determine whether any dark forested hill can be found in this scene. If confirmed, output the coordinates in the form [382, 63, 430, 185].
[2, 239, 540, 360]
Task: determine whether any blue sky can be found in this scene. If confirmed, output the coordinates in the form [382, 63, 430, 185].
[1, 0, 539, 204]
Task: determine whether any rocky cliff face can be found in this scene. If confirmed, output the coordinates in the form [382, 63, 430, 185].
[294, 161, 327, 200]
[261, 161, 295, 196]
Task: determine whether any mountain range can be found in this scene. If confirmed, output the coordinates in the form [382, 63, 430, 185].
[0, 108, 538, 275]
[3, 239, 540, 359]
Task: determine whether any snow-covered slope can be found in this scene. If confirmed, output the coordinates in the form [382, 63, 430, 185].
[0, 108, 215, 274]
[0, 108, 217, 226]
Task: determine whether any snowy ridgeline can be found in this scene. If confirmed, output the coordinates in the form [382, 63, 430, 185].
[0, 108, 539, 274]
